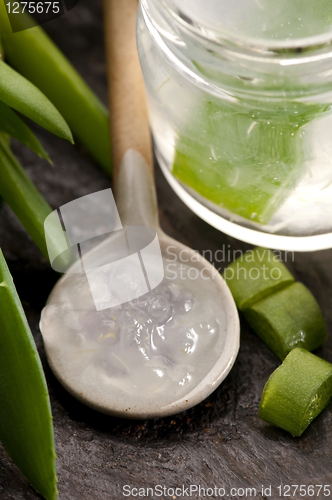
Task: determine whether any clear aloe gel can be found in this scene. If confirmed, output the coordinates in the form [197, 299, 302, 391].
[40, 258, 227, 409]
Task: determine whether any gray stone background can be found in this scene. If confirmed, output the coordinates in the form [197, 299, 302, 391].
[1, 1, 332, 498]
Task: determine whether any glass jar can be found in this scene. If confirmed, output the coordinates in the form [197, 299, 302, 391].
[137, 0, 332, 251]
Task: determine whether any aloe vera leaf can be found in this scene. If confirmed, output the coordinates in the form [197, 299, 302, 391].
[0, 249, 57, 499]
[244, 282, 327, 360]
[0, 59, 73, 143]
[0, 5, 111, 175]
[222, 247, 294, 310]
[259, 348, 332, 436]
[173, 96, 327, 225]
[0, 30, 3, 58]
[0, 133, 68, 266]
[0, 101, 52, 162]
[0, 33, 2, 214]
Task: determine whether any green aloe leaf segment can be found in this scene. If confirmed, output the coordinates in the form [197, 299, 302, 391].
[244, 282, 327, 360]
[0, 100, 52, 162]
[223, 247, 294, 310]
[0, 133, 67, 263]
[223, 247, 326, 359]
[0, 3, 111, 174]
[0, 249, 57, 499]
[260, 348, 332, 436]
[0, 58, 73, 143]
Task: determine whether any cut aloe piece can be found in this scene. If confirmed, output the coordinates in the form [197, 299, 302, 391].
[259, 348, 332, 436]
[173, 97, 327, 224]
[244, 282, 326, 360]
[222, 247, 294, 310]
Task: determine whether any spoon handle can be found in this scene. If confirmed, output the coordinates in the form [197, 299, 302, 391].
[103, 0, 153, 180]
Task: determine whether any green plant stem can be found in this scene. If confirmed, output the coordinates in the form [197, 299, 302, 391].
[0, 101, 52, 162]
[0, 133, 67, 266]
[0, 249, 57, 500]
[0, 30, 4, 59]
[0, 4, 111, 175]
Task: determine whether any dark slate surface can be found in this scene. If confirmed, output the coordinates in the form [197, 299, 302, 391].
[1, 1, 332, 498]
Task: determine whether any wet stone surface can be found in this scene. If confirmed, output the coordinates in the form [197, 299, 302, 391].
[1, 1, 332, 498]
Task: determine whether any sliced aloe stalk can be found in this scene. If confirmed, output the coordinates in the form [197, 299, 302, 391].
[222, 247, 294, 310]
[0, 101, 52, 162]
[0, 59, 73, 143]
[173, 97, 327, 224]
[0, 249, 57, 499]
[244, 282, 326, 360]
[0, 4, 111, 174]
[259, 348, 332, 436]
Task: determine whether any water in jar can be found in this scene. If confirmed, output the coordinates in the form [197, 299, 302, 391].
[138, 0, 332, 243]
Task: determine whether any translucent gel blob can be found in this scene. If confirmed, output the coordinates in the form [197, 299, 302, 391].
[40, 260, 227, 408]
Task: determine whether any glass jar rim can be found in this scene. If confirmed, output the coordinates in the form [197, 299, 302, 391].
[158, 0, 332, 56]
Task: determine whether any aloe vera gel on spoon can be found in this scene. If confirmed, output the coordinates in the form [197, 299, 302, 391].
[40, 256, 232, 417]
[138, 0, 332, 250]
